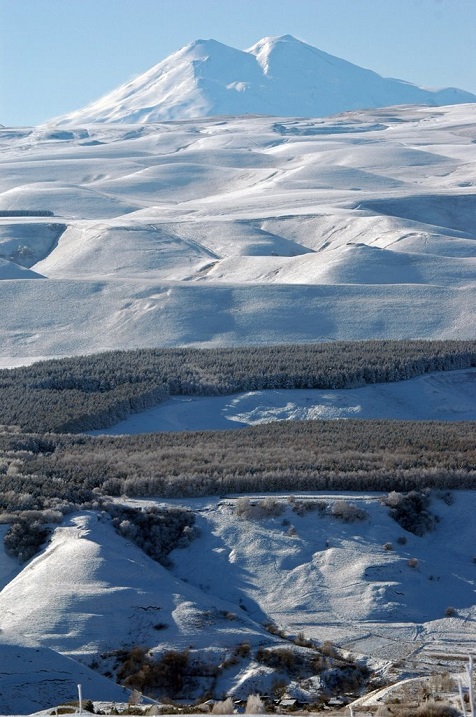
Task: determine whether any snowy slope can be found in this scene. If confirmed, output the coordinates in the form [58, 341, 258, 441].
[1, 493, 476, 710]
[0, 104, 475, 360]
[0, 513, 275, 659]
[53, 35, 476, 124]
[0, 631, 128, 715]
[0, 257, 44, 279]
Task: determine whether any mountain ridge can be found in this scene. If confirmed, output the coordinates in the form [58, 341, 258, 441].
[53, 35, 476, 124]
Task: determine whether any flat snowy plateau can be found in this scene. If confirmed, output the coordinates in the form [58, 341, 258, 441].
[0, 102, 475, 363]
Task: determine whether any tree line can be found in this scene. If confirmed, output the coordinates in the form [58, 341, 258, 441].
[0, 419, 474, 515]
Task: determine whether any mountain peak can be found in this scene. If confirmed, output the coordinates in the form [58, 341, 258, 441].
[54, 36, 476, 125]
[250, 33, 303, 47]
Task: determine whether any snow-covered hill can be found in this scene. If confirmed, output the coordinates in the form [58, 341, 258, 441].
[1, 493, 476, 712]
[53, 35, 476, 124]
[0, 104, 475, 362]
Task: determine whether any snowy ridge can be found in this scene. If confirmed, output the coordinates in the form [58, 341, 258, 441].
[53, 35, 476, 124]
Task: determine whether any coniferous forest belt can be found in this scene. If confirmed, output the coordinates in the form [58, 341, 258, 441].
[0, 339, 475, 433]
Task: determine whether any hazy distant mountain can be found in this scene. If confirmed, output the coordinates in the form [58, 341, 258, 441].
[55, 35, 476, 124]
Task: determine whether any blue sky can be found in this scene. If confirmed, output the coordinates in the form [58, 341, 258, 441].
[1, 0, 475, 126]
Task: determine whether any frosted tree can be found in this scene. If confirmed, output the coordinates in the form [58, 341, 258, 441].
[245, 695, 264, 714]
[212, 697, 234, 714]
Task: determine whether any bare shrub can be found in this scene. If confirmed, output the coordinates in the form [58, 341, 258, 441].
[383, 542, 394, 551]
[263, 621, 286, 638]
[320, 640, 338, 658]
[236, 497, 284, 520]
[233, 642, 251, 659]
[331, 500, 367, 522]
[293, 631, 313, 648]
[428, 672, 455, 693]
[444, 606, 457, 617]
[407, 557, 419, 568]
[292, 499, 327, 516]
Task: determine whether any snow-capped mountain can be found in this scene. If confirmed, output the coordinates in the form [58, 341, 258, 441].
[54, 35, 476, 124]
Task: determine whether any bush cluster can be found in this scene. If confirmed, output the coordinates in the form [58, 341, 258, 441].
[384, 490, 438, 535]
[255, 643, 369, 695]
[107, 504, 198, 566]
[235, 497, 285, 520]
[330, 500, 367, 522]
[116, 647, 190, 697]
[4, 518, 51, 562]
[1, 508, 65, 562]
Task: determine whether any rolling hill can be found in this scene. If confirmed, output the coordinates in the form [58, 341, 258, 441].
[0, 103, 475, 363]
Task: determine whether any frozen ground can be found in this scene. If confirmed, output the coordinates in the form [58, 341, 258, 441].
[90, 368, 476, 434]
[0, 103, 475, 360]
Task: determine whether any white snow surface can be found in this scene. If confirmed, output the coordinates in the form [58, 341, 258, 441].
[53, 35, 476, 124]
[90, 368, 476, 434]
[0, 103, 476, 360]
